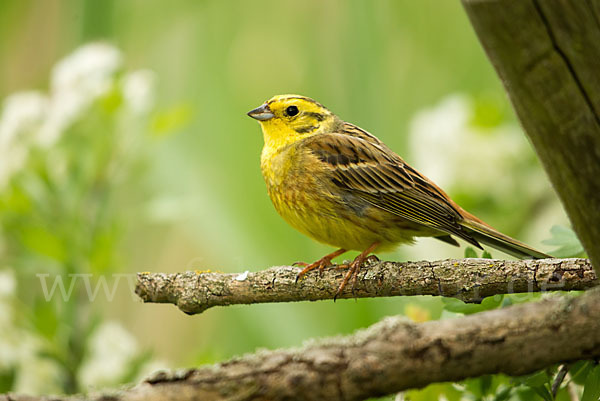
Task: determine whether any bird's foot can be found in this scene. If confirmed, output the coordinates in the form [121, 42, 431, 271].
[335, 254, 380, 269]
[295, 248, 347, 283]
[334, 260, 360, 300]
[334, 242, 379, 301]
[292, 261, 309, 267]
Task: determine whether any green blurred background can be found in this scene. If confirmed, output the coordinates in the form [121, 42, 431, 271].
[0, 0, 573, 398]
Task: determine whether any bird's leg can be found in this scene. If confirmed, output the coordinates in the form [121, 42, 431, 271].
[295, 248, 347, 282]
[334, 242, 379, 301]
[334, 254, 380, 270]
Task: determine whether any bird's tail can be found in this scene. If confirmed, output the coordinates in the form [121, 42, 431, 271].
[460, 218, 551, 260]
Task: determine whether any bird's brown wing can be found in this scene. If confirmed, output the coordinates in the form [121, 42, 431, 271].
[303, 126, 482, 248]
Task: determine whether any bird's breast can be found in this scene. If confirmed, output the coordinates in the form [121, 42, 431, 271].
[261, 147, 323, 217]
[261, 145, 336, 231]
[259, 142, 432, 251]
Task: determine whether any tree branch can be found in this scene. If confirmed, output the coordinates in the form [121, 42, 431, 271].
[461, 0, 600, 274]
[6, 287, 600, 401]
[134, 258, 596, 314]
[10, 3, 600, 400]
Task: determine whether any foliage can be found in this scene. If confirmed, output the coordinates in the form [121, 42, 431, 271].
[0, 43, 160, 394]
[542, 225, 587, 258]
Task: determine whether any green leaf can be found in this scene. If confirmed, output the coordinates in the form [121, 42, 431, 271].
[470, 97, 506, 128]
[463, 378, 484, 398]
[513, 387, 543, 401]
[150, 103, 193, 137]
[465, 375, 494, 397]
[517, 370, 551, 387]
[32, 297, 59, 340]
[99, 85, 123, 114]
[542, 225, 585, 258]
[404, 383, 463, 401]
[0, 368, 16, 393]
[581, 364, 600, 401]
[503, 292, 542, 306]
[570, 360, 594, 385]
[121, 349, 154, 384]
[464, 247, 478, 258]
[493, 386, 513, 401]
[515, 370, 554, 401]
[442, 295, 504, 315]
[20, 225, 66, 262]
[530, 385, 553, 401]
[480, 375, 493, 395]
[482, 250, 493, 259]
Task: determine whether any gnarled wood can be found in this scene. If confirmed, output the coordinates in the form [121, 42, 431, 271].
[4, 288, 600, 401]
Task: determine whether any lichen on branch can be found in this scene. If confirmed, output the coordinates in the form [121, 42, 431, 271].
[134, 258, 595, 314]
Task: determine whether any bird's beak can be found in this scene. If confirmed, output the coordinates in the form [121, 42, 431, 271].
[247, 103, 275, 121]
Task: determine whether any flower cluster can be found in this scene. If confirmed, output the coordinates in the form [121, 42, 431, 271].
[409, 94, 533, 195]
[0, 43, 158, 394]
[0, 43, 155, 189]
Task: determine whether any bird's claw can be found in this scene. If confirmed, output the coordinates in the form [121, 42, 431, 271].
[295, 259, 333, 283]
[333, 244, 379, 300]
[365, 254, 380, 264]
[334, 260, 360, 301]
[294, 261, 314, 283]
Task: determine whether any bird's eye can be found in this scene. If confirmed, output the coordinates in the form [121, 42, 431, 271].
[285, 105, 299, 117]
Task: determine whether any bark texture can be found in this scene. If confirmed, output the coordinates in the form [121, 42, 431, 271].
[135, 258, 595, 314]
[5, 288, 600, 401]
[462, 0, 600, 274]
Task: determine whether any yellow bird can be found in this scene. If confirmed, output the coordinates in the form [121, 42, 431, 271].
[248, 94, 550, 298]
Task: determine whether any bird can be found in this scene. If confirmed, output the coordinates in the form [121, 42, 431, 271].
[247, 94, 550, 299]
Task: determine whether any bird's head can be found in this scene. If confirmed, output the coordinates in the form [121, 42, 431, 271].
[248, 95, 340, 150]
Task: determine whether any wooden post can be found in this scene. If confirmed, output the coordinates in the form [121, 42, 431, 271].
[462, 0, 600, 275]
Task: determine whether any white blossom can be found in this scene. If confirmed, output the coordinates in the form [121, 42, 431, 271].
[0, 144, 27, 189]
[409, 94, 528, 197]
[51, 42, 122, 99]
[78, 321, 139, 388]
[38, 43, 123, 147]
[0, 269, 16, 299]
[0, 270, 17, 369]
[0, 329, 17, 369]
[0, 92, 49, 188]
[122, 69, 156, 114]
[11, 335, 65, 395]
[0, 272, 63, 395]
[0, 91, 48, 146]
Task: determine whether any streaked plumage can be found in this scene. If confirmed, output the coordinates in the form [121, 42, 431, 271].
[248, 95, 550, 297]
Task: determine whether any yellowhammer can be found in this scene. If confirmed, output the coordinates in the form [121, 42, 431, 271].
[248, 94, 550, 298]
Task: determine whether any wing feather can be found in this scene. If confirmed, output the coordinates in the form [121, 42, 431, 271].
[303, 125, 481, 248]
